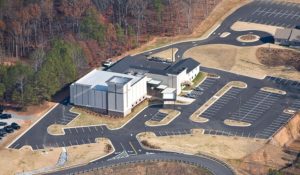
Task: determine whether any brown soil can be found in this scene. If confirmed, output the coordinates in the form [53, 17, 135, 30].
[83, 161, 212, 175]
[184, 44, 300, 80]
[240, 34, 256, 41]
[257, 48, 300, 71]
[233, 113, 300, 175]
[6, 101, 56, 118]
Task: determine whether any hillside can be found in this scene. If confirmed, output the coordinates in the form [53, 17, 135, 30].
[0, 0, 221, 108]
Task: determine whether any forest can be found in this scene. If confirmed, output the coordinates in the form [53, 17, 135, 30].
[0, 0, 220, 108]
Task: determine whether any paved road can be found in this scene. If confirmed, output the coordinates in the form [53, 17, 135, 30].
[6, 0, 300, 174]
[46, 153, 235, 175]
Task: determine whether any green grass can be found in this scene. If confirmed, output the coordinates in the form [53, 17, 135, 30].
[183, 72, 207, 91]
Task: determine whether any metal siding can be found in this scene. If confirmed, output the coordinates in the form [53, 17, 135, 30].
[116, 93, 124, 112]
[70, 84, 74, 104]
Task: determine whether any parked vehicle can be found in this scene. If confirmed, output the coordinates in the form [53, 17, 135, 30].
[102, 60, 113, 68]
[0, 128, 7, 135]
[11, 122, 21, 130]
[0, 122, 7, 126]
[0, 114, 12, 119]
[4, 126, 14, 133]
[194, 87, 204, 91]
[187, 93, 197, 99]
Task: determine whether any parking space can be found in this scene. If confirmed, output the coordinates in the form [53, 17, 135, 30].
[197, 78, 218, 91]
[201, 87, 243, 118]
[55, 111, 78, 125]
[188, 78, 218, 98]
[64, 125, 105, 136]
[239, 0, 300, 28]
[228, 90, 283, 123]
[265, 76, 300, 90]
[156, 129, 191, 136]
[203, 129, 254, 138]
[149, 112, 167, 122]
[256, 112, 293, 139]
[290, 100, 300, 111]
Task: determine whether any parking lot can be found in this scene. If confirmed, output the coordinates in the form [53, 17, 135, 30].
[201, 87, 243, 119]
[156, 129, 192, 136]
[238, 0, 300, 28]
[55, 107, 78, 125]
[189, 78, 218, 98]
[0, 112, 22, 141]
[266, 76, 300, 91]
[149, 112, 167, 122]
[256, 112, 293, 139]
[227, 90, 283, 123]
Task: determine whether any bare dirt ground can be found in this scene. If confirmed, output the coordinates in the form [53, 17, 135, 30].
[149, 48, 178, 61]
[184, 44, 300, 80]
[83, 161, 212, 175]
[0, 139, 112, 175]
[138, 132, 266, 160]
[231, 21, 283, 35]
[0, 146, 61, 175]
[231, 113, 300, 175]
[257, 47, 300, 71]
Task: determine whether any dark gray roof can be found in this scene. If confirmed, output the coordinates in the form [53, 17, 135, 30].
[108, 56, 200, 76]
[166, 58, 200, 75]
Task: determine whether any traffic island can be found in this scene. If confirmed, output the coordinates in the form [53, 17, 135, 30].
[190, 81, 247, 123]
[137, 131, 266, 160]
[145, 109, 181, 127]
[224, 119, 251, 127]
[260, 87, 286, 95]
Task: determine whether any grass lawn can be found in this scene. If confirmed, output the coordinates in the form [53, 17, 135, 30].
[183, 72, 207, 91]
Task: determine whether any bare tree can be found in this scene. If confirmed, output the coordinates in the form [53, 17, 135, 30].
[128, 0, 148, 46]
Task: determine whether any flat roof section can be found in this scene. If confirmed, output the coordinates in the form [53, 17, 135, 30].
[275, 28, 292, 40]
[108, 56, 200, 76]
[75, 69, 143, 89]
[290, 29, 300, 42]
[107, 76, 132, 85]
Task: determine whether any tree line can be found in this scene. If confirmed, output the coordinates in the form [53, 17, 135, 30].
[0, 39, 86, 107]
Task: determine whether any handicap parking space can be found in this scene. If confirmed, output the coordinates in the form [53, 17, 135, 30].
[197, 78, 218, 91]
[228, 90, 283, 123]
[239, 0, 300, 28]
[256, 112, 293, 139]
[188, 78, 218, 98]
[265, 76, 300, 90]
[156, 129, 191, 136]
[201, 87, 243, 118]
[150, 112, 167, 122]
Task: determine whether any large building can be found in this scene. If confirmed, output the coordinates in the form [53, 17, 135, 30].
[70, 69, 147, 116]
[274, 28, 300, 48]
[70, 57, 200, 116]
[108, 57, 200, 96]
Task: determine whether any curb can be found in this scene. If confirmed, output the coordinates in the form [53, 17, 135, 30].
[6, 103, 59, 149]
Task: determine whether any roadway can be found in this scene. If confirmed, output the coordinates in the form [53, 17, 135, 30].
[6, 0, 300, 174]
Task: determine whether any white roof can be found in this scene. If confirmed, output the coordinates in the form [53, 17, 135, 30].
[162, 88, 176, 94]
[75, 69, 143, 89]
[148, 79, 161, 85]
[157, 85, 167, 90]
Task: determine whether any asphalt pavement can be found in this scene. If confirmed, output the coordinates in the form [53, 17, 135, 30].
[6, 0, 300, 174]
